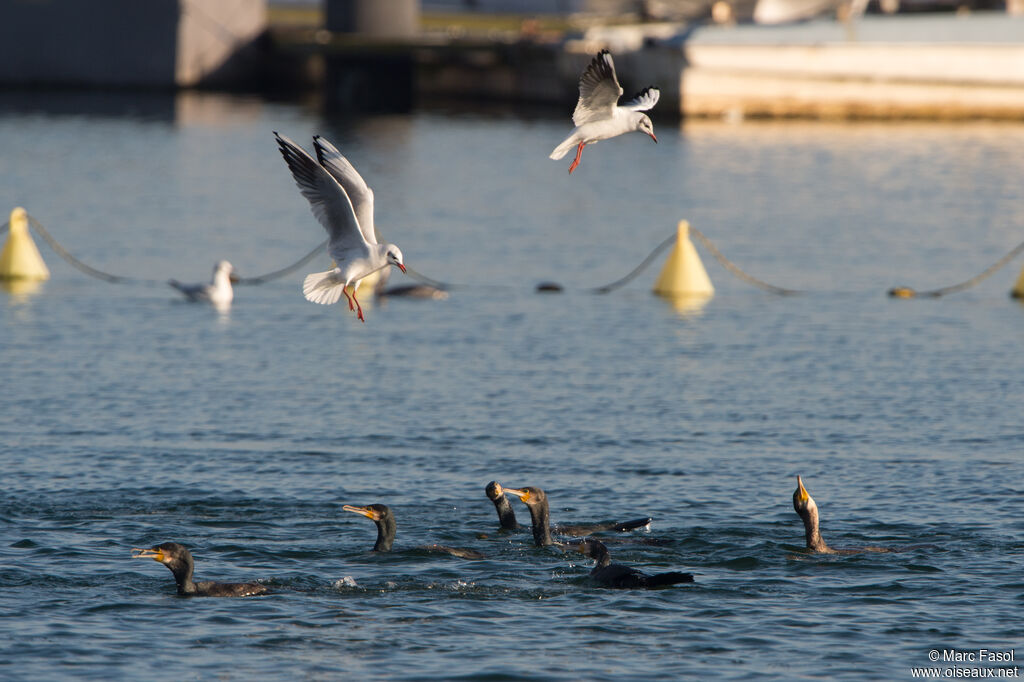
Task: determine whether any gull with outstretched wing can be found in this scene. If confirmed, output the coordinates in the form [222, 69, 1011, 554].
[274, 132, 406, 322]
[550, 49, 660, 174]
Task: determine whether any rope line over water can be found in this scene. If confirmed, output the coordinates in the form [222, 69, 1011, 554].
[590, 232, 677, 294]
[14, 212, 807, 295]
[28, 215, 139, 284]
[17, 212, 1017, 298]
[690, 227, 803, 296]
[589, 227, 801, 295]
[21, 214, 331, 287]
[235, 239, 328, 285]
[403, 227, 799, 295]
[888, 237, 1024, 298]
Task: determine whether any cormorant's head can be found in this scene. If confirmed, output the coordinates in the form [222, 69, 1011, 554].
[132, 541, 189, 564]
[343, 503, 391, 523]
[793, 475, 818, 519]
[343, 503, 396, 551]
[502, 486, 546, 508]
[384, 245, 406, 273]
[485, 481, 505, 502]
[132, 542, 194, 578]
[574, 538, 609, 560]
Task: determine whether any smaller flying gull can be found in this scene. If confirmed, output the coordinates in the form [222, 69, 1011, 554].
[550, 49, 660, 174]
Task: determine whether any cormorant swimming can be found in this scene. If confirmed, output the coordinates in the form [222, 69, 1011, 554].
[793, 475, 831, 553]
[574, 538, 693, 589]
[499, 485, 652, 546]
[131, 542, 268, 597]
[343, 503, 484, 559]
[793, 475, 892, 554]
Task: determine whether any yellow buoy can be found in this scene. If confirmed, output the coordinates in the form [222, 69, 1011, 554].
[653, 220, 714, 298]
[1012, 266, 1024, 299]
[0, 207, 50, 281]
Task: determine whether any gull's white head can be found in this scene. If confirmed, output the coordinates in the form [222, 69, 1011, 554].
[636, 114, 657, 143]
[384, 245, 406, 273]
[213, 260, 238, 283]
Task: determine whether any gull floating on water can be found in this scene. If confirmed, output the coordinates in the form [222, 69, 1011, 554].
[168, 260, 237, 307]
[274, 132, 406, 322]
[550, 49, 660, 174]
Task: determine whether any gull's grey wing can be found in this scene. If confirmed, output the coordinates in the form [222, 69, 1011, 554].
[312, 136, 378, 245]
[168, 280, 209, 301]
[572, 49, 624, 127]
[274, 132, 369, 253]
[620, 86, 660, 112]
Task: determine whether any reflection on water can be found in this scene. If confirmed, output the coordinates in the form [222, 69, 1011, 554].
[0, 89, 177, 121]
[657, 290, 713, 315]
[0, 277, 45, 301]
[0, 89, 269, 128]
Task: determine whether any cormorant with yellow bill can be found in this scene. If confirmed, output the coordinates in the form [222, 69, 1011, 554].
[793, 475, 891, 554]
[343, 503, 485, 559]
[131, 542, 268, 597]
[499, 485, 651, 546]
[485, 481, 520, 531]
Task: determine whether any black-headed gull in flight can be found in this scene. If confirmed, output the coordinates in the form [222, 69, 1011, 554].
[168, 260, 237, 307]
[274, 132, 406, 322]
[550, 49, 660, 174]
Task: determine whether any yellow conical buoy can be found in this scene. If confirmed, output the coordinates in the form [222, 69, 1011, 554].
[653, 220, 713, 298]
[0, 207, 50, 281]
[1011, 265, 1024, 299]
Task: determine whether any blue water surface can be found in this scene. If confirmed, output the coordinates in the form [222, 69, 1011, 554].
[1, 91, 1022, 680]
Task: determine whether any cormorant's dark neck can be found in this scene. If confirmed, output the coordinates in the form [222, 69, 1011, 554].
[169, 556, 198, 595]
[492, 496, 519, 530]
[589, 543, 612, 569]
[526, 500, 553, 546]
[801, 507, 829, 552]
[374, 515, 396, 552]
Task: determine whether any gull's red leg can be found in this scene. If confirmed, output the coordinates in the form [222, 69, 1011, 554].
[568, 142, 585, 174]
[352, 289, 365, 323]
[343, 286, 354, 311]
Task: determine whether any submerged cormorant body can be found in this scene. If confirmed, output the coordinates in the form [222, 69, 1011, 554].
[132, 542, 267, 597]
[575, 539, 693, 589]
[343, 503, 484, 559]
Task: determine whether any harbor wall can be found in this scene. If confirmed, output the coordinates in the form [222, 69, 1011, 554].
[0, 0, 266, 88]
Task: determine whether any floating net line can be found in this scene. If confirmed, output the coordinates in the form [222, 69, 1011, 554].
[887, 238, 1024, 298]
[15, 214, 329, 287]
[11, 212, 1017, 298]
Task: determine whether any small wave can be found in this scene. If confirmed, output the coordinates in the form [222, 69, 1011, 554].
[332, 576, 358, 590]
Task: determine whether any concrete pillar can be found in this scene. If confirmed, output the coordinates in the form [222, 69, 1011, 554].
[325, 0, 419, 37]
